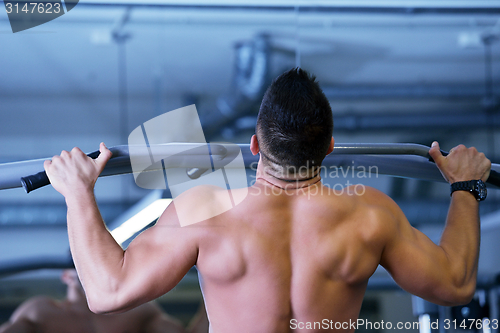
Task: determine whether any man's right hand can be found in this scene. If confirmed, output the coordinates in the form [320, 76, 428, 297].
[44, 142, 112, 199]
[429, 141, 491, 184]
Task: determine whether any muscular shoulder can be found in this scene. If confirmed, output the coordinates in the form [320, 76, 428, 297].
[340, 185, 402, 241]
[346, 185, 401, 215]
[167, 184, 237, 227]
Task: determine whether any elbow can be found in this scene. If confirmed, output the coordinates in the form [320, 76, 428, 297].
[88, 303, 106, 315]
[451, 283, 475, 306]
[437, 259, 477, 306]
[88, 300, 125, 315]
[87, 295, 114, 315]
[449, 271, 477, 306]
[86, 289, 136, 315]
[86, 291, 124, 315]
[84, 275, 128, 315]
[88, 304, 108, 315]
[435, 281, 475, 307]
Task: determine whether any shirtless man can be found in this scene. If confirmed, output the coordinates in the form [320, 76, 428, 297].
[43, 68, 491, 332]
[0, 269, 207, 333]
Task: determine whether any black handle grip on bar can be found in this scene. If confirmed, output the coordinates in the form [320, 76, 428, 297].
[428, 149, 500, 188]
[486, 170, 500, 188]
[21, 150, 101, 194]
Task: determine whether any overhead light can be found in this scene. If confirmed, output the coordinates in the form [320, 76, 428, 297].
[108, 190, 172, 245]
[90, 30, 112, 45]
[110, 198, 171, 245]
[458, 31, 482, 49]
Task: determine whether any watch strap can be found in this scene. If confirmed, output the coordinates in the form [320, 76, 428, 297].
[450, 180, 487, 201]
[450, 180, 474, 195]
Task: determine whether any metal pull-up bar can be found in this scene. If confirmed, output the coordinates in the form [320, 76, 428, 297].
[0, 143, 498, 193]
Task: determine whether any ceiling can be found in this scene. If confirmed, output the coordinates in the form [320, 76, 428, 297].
[1, 2, 499, 146]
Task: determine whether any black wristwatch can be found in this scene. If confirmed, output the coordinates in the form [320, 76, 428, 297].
[450, 180, 487, 201]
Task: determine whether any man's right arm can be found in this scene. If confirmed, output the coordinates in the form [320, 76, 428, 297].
[379, 142, 491, 306]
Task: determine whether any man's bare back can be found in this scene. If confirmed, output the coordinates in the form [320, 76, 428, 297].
[154, 168, 445, 332]
[192, 182, 383, 332]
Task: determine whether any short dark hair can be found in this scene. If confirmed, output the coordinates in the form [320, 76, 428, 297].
[256, 68, 333, 171]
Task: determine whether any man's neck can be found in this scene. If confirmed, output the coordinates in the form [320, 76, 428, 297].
[255, 160, 321, 190]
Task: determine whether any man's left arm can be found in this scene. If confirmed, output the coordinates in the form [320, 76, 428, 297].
[45, 143, 199, 314]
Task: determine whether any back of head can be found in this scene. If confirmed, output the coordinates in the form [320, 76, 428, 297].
[256, 68, 333, 174]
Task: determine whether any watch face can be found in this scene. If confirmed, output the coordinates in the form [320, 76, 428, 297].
[475, 180, 487, 201]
